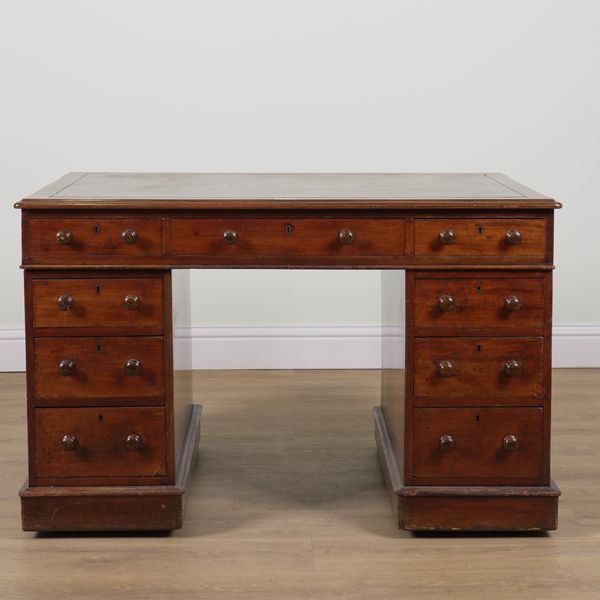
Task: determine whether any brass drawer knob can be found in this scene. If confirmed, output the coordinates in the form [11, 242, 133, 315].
[61, 434, 78, 450]
[123, 294, 140, 310]
[437, 294, 455, 312]
[121, 229, 137, 244]
[223, 230, 239, 244]
[125, 433, 142, 450]
[503, 434, 519, 452]
[439, 434, 455, 451]
[505, 230, 522, 245]
[58, 359, 75, 376]
[124, 358, 142, 374]
[57, 295, 74, 311]
[504, 296, 522, 312]
[437, 360, 456, 377]
[438, 230, 455, 245]
[56, 230, 72, 245]
[338, 230, 354, 245]
[504, 360, 522, 376]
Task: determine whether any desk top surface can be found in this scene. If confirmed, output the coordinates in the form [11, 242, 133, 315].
[17, 172, 560, 210]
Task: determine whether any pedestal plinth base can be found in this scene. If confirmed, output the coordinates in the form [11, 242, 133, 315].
[373, 406, 560, 531]
[20, 405, 202, 532]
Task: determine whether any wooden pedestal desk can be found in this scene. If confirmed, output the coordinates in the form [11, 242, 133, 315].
[15, 173, 561, 532]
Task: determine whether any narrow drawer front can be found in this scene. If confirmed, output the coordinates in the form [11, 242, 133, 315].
[414, 218, 546, 259]
[25, 218, 162, 258]
[413, 407, 543, 484]
[169, 218, 405, 257]
[414, 337, 544, 405]
[33, 337, 164, 402]
[32, 277, 164, 328]
[414, 277, 545, 336]
[35, 407, 166, 478]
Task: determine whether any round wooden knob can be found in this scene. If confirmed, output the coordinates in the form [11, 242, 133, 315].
[223, 230, 239, 244]
[503, 434, 519, 452]
[58, 359, 75, 376]
[438, 230, 455, 245]
[125, 433, 142, 450]
[439, 435, 455, 451]
[338, 230, 354, 245]
[56, 230, 72, 245]
[438, 294, 455, 312]
[121, 229, 137, 244]
[504, 360, 522, 376]
[62, 434, 77, 450]
[505, 230, 522, 245]
[505, 296, 522, 312]
[437, 360, 456, 377]
[57, 295, 74, 311]
[124, 358, 142, 374]
[123, 294, 140, 310]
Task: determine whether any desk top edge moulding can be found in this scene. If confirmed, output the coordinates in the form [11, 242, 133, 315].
[16, 173, 561, 532]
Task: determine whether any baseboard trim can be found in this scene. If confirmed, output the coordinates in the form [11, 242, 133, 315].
[1, 324, 599, 371]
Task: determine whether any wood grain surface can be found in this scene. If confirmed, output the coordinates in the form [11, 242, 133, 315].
[34, 406, 167, 480]
[32, 276, 164, 328]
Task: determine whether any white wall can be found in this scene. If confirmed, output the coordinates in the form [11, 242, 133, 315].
[1, 1, 599, 369]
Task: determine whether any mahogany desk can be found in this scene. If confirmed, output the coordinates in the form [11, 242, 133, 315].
[15, 173, 561, 532]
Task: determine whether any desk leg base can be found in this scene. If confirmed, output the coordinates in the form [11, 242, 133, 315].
[373, 406, 560, 532]
[20, 404, 202, 532]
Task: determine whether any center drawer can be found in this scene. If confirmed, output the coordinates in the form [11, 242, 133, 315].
[413, 407, 544, 485]
[168, 218, 406, 257]
[33, 336, 164, 404]
[34, 406, 167, 480]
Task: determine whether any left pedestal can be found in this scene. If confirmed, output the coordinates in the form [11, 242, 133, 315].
[21, 269, 197, 531]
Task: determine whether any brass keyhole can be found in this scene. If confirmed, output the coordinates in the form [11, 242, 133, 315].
[477, 225, 484, 235]
[284, 224, 293, 235]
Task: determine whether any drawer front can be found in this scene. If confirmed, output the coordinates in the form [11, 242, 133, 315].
[25, 218, 162, 258]
[32, 277, 164, 328]
[169, 218, 405, 257]
[414, 218, 546, 259]
[35, 407, 166, 479]
[33, 336, 164, 402]
[414, 337, 544, 405]
[413, 407, 543, 484]
[414, 276, 545, 336]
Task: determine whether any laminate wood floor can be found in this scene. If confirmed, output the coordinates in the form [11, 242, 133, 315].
[0, 369, 598, 599]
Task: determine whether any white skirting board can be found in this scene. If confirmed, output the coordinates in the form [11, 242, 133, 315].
[1, 324, 599, 371]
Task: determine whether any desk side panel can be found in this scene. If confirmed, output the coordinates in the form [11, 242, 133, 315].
[380, 271, 406, 477]
[171, 270, 194, 479]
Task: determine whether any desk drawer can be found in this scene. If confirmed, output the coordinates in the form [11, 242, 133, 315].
[414, 337, 544, 405]
[414, 218, 547, 259]
[413, 276, 545, 336]
[25, 218, 162, 258]
[32, 277, 164, 329]
[169, 218, 405, 257]
[33, 336, 164, 403]
[34, 406, 166, 479]
[413, 407, 543, 484]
